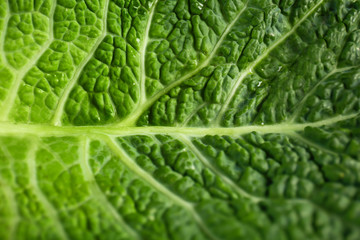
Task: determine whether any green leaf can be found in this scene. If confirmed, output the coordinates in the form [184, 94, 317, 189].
[0, 0, 359, 239]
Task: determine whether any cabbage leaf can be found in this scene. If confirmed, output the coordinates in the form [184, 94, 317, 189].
[0, 0, 359, 239]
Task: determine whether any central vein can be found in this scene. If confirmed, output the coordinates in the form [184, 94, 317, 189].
[0, 114, 356, 136]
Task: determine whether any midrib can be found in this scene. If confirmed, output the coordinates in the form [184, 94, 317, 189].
[0, 113, 356, 136]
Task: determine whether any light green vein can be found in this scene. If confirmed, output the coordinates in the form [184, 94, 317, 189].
[0, 0, 57, 121]
[289, 132, 339, 156]
[79, 136, 140, 240]
[102, 135, 219, 240]
[180, 102, 208, 127]
[26, 138, 69, 240]
[0, 176, 19, 240]
[139, 0, 159, 106]
[119, 1, 249, 126]
[103, 135, 194, 207]
[214, 0, 325, 125]
[52, 0, 110, 126]
[0, 0, 13, 71]
[178, 134, 264, 203]
[0, 113, 356, 137]
[0, 143, 20, 240]
[289, 65, 360, 122]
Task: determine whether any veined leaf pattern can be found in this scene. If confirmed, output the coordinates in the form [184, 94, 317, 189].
[0, 0, 359, 239]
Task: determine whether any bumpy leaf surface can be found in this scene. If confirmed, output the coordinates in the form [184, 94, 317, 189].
[0, 0, 359, 239]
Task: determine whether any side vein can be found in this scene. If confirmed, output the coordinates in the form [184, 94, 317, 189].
[139, 0, 159, 106]
[214, 0, 325, 125]
[102, 135, 219, 240]
[179, 102, 208, 127]
[52, 0, 110, 126]
[288, 65, 360, 122]
[289, 132, 339, 156]
[0, 176, 19, 240]
[0, 0, 57, 121]
[79, 136, 140, 239]
[178, 135, 264, 202]
[118, 2, 249, 126]
[26, 137, 69, 240]
[0, 144, 20, 240]
[0, 0, 13, 71]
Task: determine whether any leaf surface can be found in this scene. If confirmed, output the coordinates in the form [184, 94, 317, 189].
[0, 0, 359, 239]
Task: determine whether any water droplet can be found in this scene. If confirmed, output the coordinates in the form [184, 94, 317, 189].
[195, 2, 204, 11]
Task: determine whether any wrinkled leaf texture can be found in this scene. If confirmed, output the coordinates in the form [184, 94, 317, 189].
[0, 0, 359, 240]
